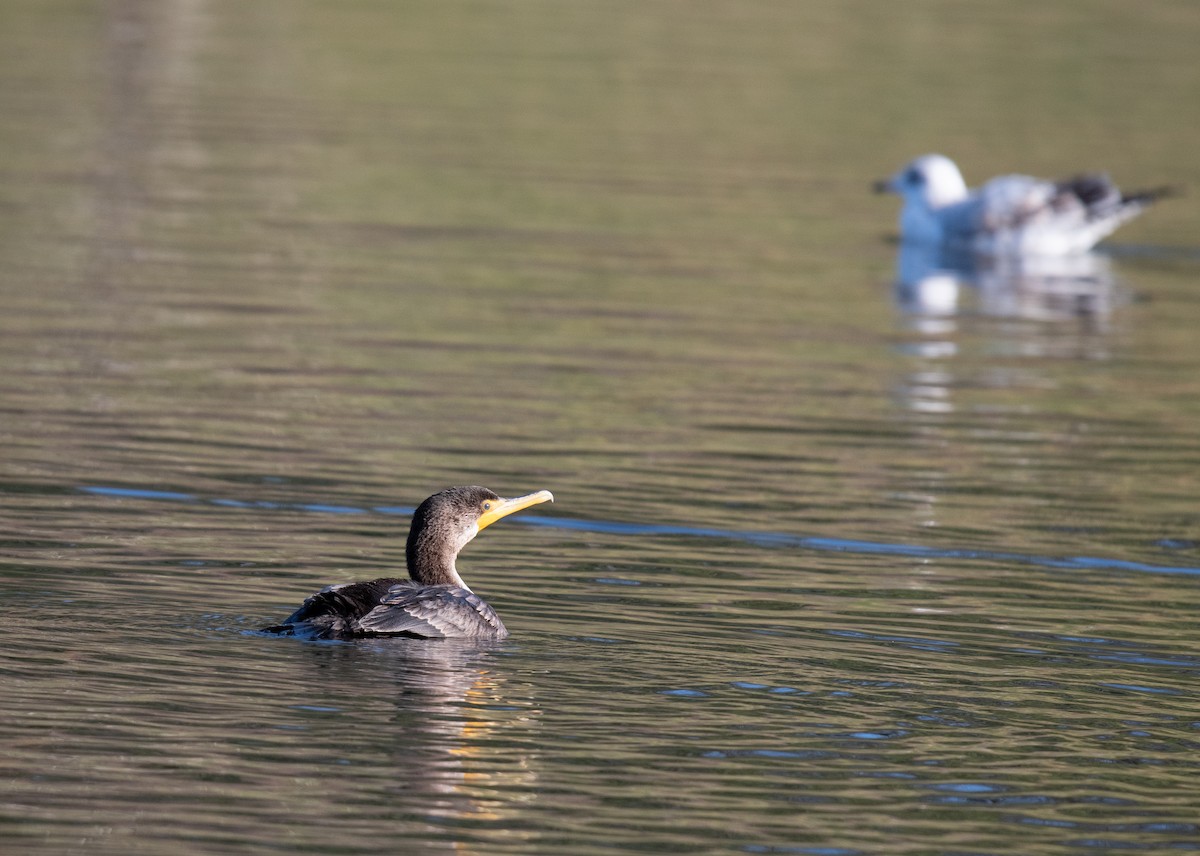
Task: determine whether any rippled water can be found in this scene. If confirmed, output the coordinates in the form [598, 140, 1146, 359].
[4, 2, 1200, 854]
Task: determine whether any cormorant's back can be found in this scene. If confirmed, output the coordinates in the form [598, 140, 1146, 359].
[263, 577, 509, 640]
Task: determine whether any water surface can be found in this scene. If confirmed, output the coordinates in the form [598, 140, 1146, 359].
[3, 2, 1200, 854]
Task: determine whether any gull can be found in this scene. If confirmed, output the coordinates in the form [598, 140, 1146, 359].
[875, 154, 1173, 256]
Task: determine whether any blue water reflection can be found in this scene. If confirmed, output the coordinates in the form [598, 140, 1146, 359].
[79, 485, 1200, 577]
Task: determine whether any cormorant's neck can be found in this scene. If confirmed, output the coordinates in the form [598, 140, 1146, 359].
[406, 530, 472, 590]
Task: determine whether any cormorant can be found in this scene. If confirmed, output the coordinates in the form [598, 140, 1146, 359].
[263, 486, 553, 640]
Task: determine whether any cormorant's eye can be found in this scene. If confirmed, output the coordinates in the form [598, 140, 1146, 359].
[482, 501, 493, 512]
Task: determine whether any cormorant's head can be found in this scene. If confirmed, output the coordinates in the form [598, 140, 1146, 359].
[406, 486, 554, 586]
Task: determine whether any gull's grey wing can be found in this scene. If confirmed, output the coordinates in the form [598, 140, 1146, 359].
[969, 174, 1063, 232]
[358, 583, 509, 639]
[974, 172, 1146, 231]
[941, 173, 1132, 253]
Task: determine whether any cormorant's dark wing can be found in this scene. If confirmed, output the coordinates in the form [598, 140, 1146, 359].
[280, 577, 401, 624]
[264, 577, 403, 639]
[357, 583, 508, 639]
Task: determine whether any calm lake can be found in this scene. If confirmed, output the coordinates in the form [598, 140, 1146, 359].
[3, 1, 1200, 854]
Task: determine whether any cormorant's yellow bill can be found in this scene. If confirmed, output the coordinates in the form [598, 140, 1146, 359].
[477, 490, 554, 531]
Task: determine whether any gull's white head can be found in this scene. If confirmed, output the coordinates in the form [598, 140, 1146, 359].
[876, 154, 969, 210]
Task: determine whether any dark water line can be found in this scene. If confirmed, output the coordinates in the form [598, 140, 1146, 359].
[78, 485, 1200, 577]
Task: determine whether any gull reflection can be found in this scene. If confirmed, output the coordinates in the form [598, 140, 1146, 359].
[887, 241, 1128, 532]
[894, 242, 1120, 326]
[891, 241, 1123, 416]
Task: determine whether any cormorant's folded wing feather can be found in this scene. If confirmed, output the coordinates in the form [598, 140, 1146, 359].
[358, 583, 508, 639]
[278, 577, 402, 626]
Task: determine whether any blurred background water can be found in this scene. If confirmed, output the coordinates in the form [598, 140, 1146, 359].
[2, 1, 1200, 854]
